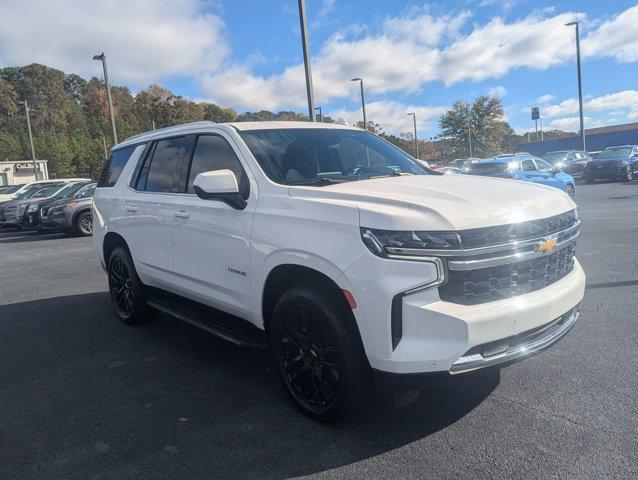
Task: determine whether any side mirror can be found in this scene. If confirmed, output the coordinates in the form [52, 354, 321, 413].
[193, 169, 247, 210]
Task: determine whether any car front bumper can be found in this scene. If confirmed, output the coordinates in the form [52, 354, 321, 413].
[342, 254, 586, 375]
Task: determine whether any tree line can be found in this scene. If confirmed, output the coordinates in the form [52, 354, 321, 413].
[0, 63, 570, 178]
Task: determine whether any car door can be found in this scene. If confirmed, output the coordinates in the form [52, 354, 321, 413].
[124, 135, 191, 286]
[535, 158, 562, 189]
[170, 131, 256, 320]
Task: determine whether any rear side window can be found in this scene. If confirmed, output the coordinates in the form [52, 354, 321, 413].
[187, 135, 249, 198]
[139, 137, 189, 193]
[98, 145, 137, 187]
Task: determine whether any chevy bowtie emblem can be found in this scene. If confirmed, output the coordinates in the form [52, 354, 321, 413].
[537, 237, 557, 253]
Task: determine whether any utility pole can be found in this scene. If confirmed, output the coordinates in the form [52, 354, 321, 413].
[93, 53, 118, 144]
[22, 100, 38, 180]
[298, 0, 316, 122]
[566, 21, 586, 150]
[407, 112, 418, 159]
[351, 78, 367, 130]
[101, 134, 109, 160]
[540, 118, 544, 141]
[152, 119, 156, 130]
[315, 106, 323, 122]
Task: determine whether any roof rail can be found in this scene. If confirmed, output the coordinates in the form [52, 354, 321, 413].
[122, 120, 216, 144]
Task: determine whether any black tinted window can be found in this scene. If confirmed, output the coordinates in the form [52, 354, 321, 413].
[98, 145, 137, 187]
[143, 137, 188, 193]
[187, 135, 248, 197]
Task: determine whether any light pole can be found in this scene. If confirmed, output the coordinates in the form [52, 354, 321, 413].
[19, 100, 38, 180]
[298, 0, 316, 122]
[431, 136, 437, 162]
[566, 21, 586, 150]
[350, 78, 367, 130]
[315, 106, 323, 122]
[467, 117, 473, 157]
[93, 52, 118, 144]
[407, 112, 418, 159]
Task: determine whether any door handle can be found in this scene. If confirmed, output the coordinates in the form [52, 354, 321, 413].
[173, 210, 190, 219]
[125, 205, 138, 213]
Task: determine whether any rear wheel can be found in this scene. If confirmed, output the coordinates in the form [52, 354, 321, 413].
[107, 247, 155, 325]
[564, 184, 575, 197]
[74, 211, 93, 236]
[270, 286, 371, 422]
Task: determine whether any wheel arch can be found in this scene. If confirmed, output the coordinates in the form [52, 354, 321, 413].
[71, 206, 92, 227]
[102, 231, 130, 265]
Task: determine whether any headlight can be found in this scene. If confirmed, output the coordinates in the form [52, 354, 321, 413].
[26, 203, 39, 213]
[360, 228, 460, 258]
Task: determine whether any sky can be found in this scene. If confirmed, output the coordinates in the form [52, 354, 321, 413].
[0, 0, 637, 138]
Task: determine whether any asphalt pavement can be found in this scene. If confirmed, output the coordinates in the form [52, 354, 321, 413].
[0, 180, 636, 479]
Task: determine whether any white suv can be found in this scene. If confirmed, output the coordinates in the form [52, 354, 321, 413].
[93, 121, 585, 421]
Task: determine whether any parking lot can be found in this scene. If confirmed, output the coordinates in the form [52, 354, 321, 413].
[0, 181, 636, 479]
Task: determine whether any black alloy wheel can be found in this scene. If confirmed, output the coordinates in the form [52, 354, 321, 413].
[107, 247, 154, 324]
[270, 286, 371, 422]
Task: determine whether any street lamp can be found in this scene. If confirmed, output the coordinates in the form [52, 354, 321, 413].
[298, 0, 316, 122]
[467, 117, 473, 157]
[565, 21, 586, 150]
[406, 112, 418, 159]
[350, 77, 367, 130]
[93, 52, 118, 144]
[315, 106, 323, 122]
[18, 99, 38, 180]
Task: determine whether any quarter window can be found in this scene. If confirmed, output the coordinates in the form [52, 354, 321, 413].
[141, 137, 189, 193]
[187, 135, 249, 198]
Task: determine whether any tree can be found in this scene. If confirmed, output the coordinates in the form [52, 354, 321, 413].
[439, 96, 510, 158]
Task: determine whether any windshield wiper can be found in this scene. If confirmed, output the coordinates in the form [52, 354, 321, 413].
[288, 177, 344, 186]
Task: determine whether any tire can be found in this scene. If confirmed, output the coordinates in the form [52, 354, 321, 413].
[74, 210, 93, 236]
[564, 184, 575, 198]
[270, 285, 372, 422]
[623, 166, 633, 183]
[107, 247, 155, 325]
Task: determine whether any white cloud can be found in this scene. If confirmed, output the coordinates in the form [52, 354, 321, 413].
[0, 0, 228, 86]
[539, 90, 638, 121]
[546, 116, 603, 131]
[486, 85, 507, 97]
[537, 94, 555, 104]
[328, 100, 447, 135]
[582, 5, 638, 63]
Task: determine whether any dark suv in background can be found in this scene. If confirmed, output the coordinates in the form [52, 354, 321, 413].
[18, 181, 93, 231]
[41, 182, 96, 236]
[584, 145, 638, 183]
[541, 150, 591, 179]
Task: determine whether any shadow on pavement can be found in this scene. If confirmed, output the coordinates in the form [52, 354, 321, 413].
[0, 292, 498, 479]
[0, 228, 66, 244]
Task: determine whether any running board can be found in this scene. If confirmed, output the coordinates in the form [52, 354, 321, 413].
[146, 289, 267, 349]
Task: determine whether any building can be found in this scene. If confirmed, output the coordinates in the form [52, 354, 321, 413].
[517, 122, 638, 155]
[0, 160, 49, 186]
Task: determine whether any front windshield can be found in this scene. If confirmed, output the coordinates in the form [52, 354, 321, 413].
[597, 147, 632, 159]
[1, 184, 24, 194]
[31, 185, 63, 198]
[239, 128, 428, 185]
[16, 185, 50, 199]
[53, 183, 82, 199]
[542, 152, 567, 164]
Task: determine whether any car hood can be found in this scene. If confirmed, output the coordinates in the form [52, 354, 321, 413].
[288, 174, 576, 231]
[588, 157, 630, 165]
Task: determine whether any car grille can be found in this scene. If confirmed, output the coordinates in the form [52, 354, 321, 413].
[458, 210, 578, 249]
[439, 244, 576, 305]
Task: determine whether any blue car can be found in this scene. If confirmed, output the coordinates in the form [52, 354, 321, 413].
[584, 145, 638, 183]
[466, 155, 576, 197]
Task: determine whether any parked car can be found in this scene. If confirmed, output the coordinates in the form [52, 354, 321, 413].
[40, 182, 96, 236]
[94, 121, 584, 421]
[18, 181, 95, 232]
[583, 145, 638, 183]
[0, 178, 88, 203]
[0, 183, 64, 227]
[466, 155, 576, 197]
[437, 166, 463, 175]
[541, 150, 591, 179]
[0, 184, 25, 195]
[449, 158, 480, 171]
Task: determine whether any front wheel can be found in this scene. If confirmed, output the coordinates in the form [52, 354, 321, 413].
[270, 286, 371, 422]
[107, 247, 155, 325]
[623, 166, 633, 183]
[74, 211, 93, 236]
[564, 184, 575, 198]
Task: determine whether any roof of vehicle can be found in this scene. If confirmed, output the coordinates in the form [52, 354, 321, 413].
[118, 120, 360, 149]
[604, 145, 636, 149]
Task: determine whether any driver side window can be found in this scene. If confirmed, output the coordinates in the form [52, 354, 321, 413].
[536, 159, 554, 172]
[521, 159, 536, 171]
